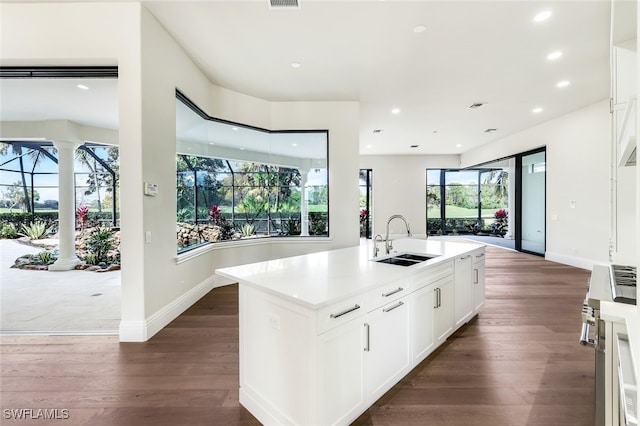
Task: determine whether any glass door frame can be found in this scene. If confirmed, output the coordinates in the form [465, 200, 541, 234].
[514, 147, 546, 256]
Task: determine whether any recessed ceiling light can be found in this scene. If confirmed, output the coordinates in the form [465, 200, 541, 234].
[291, 62, 301, 68]
[77, 84, 89, 90]
[209, 142, 215, 145]
[366, 144, 372, 149]
[534, 10, 552, 22]
[532, 107, 544, 113]
[546, 51, 563, 61]
[456, 144, 462, 148]
[292, 143, 297, 147]
[556, 80, 570, 88]
[391, 108, 401, 115]
[413, 25, 426, 33]
[240, 147, 245, 150]
[232, 126, 239, 131]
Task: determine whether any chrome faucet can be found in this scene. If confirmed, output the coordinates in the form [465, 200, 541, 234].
[373, 234, 383, 257]
[385, 215, 412, 254]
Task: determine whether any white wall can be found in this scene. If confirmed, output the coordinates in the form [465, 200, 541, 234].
[359, 155, 460, 238]
[462, 100, 611, 269]
[1, 2, 361, 341]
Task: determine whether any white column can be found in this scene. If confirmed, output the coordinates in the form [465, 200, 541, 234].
[300, 168, 309, 237]
[49, 140, 81, 271]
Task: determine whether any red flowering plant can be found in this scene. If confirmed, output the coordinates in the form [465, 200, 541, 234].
[359, 209, 368, 237]
[493, 209, 508, 236]
[209, 205, 235, 241]
[76, 205, 90, 233]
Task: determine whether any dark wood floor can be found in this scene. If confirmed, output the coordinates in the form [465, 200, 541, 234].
[1, 246, 594, 426]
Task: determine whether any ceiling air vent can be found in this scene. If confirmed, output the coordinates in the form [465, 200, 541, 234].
[268, 0, 301, 9]
[468, 102, 486, 109]
[372, 129, 384, 134]
[484, 128, 498, 133]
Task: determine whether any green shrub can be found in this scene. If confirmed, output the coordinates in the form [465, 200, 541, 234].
[19, 221, 49, 240]
[240, 223, 255, 237]
[0, 222, 18, 239]
[37, 251, 55, 265]
[85, 227, 115, 264]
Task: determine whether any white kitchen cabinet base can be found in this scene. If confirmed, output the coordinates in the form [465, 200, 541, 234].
[220, 239, 486, 426]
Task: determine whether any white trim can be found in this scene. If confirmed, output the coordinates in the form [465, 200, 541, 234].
[175, 237, 333, 264]
[545, 251, 595, 270]
[118, 274, 234, 342]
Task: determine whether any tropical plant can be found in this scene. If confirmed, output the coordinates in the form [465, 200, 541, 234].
[37, 251, 55, 265]
[240, 223, 255, 237]
[493, 209, 508, 236]
[0, 222, 18, 239]
[76, 205, 90, 232]
[19, 221, 49, 240]
[85, 227, 115, 264]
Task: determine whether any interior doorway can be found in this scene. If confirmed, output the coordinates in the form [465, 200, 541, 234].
[0, 67, 121, 333]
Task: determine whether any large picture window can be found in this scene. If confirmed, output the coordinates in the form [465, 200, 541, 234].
[176, 92, 328, 253]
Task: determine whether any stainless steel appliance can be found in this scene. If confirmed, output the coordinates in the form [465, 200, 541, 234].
[580, 264, 637, 426]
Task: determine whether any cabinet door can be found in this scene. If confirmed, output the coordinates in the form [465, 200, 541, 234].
[410, 283, 435, 366]
[454, 254, 474, 328]
[365, 298, 411, 402]
[473, 253, 486, 313]
[434, 276, 454, 345]
[317, 318, 366, 426]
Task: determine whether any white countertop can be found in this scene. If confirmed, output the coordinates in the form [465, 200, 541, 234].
[216, 238, 483, 309]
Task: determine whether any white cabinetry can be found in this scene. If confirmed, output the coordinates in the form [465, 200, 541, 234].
[233, 244, 485, 426]
[454, 254, 474, 327]
[317, 315, 366, 426]
[364, 298, 411, 401]
[473, 251, 486, 313]
[433, 275, 454, 345]
[410, 283, 435, 364]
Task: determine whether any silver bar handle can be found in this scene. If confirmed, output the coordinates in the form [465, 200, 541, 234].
[382, 287, 404, 297]
[460, 255, 471, 260]
[579, 323, 596, 348]
[383, 301, 404, 313]
[475, 253, 485, 259]
[434, 288, 439, 309]
[364, 323, 370, 352]
[474, 269, 479, 284]
[330, 304, 360, 319]
[438, 288, 442, 308]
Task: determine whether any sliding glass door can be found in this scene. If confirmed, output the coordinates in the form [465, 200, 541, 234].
[517, 150, 546, 255]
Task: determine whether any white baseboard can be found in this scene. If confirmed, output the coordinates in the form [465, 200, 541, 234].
[545, 251, 595, 270]
[118, 274, 236, 342]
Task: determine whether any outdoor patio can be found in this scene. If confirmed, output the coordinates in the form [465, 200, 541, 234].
[1, 239, 120, 334]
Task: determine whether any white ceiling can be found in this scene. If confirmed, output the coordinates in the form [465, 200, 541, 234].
[2, 1, 637, 157]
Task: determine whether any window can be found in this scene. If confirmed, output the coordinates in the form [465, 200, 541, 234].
[176, 92, 329, 253]
[427, 168, 508, 236]
[359, 169, 372, 239]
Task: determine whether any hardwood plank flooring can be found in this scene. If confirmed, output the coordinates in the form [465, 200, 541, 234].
[0, 246, 594, 425]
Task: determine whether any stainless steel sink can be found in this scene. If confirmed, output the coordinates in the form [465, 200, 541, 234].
[374, 253, 439, 266]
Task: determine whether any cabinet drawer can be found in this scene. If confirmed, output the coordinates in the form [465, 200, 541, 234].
[367, 280, 410, 311]
[410, 260, 454, 291]
[317, 294, 368, 335]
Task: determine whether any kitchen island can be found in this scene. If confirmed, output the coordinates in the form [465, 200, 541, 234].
[216, 238, 485, 426]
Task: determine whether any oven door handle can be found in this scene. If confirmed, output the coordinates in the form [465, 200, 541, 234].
[579, 322, 596, 348]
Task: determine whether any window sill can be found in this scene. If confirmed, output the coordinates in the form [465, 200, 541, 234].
[175, 236, 333, 264]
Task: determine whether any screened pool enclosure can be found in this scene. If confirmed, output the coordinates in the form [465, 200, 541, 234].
[0, 141, 119, 227]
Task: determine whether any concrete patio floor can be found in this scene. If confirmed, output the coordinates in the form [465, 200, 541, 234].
[0, 239, 120, 334]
